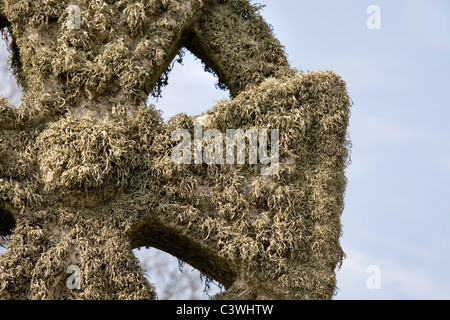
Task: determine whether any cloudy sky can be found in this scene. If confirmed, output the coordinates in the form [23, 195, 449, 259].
[2, 0, 450, 300]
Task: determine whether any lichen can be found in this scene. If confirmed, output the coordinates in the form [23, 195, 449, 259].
[0, 0, 351, 300]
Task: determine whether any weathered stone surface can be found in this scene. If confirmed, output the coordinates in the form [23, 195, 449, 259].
[0, 0, 350, 300]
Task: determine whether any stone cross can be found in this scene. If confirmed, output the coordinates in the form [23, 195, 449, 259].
[0, 0, 350, 299]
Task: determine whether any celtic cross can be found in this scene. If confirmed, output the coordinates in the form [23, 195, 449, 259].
[0, 0, 350, 299]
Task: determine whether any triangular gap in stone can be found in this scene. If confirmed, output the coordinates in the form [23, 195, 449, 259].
[0, 30, 23, 108]
[129, 218, 235, 297]
[133, 246, 224, 300]
[0, 202, 15, 255]
[146, 48, 230, 123]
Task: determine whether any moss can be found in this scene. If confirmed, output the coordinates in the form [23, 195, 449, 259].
[0, 0, 351, 300]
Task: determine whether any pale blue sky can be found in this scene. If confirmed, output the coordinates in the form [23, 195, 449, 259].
[1, 0, 449, 300]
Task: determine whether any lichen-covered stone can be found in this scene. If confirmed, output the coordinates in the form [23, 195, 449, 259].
[0, 0, 351, 300]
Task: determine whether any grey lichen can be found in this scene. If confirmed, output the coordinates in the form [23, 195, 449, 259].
[0, 0, 351, 300]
